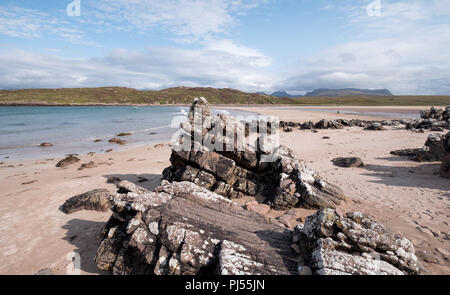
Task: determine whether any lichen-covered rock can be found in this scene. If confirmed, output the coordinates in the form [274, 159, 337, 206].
[295, 209, 420, 275]
[94, 180, 298, 275]
[163, 97, 344, 210]
[61, 189, 111, 214]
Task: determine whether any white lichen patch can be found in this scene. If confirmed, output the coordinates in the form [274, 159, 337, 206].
[148, 222, 159, 235]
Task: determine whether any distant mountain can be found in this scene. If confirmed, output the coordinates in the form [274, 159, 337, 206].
[304, 88, 392, 97]
[270, 91, 299, 98]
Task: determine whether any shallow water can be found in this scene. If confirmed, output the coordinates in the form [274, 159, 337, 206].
[0, 106, 253, 161]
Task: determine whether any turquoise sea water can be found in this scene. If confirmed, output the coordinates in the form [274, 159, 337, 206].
[0, 106, 252, 161]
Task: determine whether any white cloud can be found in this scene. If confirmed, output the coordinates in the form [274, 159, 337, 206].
[0, 1, 268, 45]
[0, 40, 273, 91]
[275, 0, 450, 95]
[0, 5, 98, 46]
[81, 0, 267, 38]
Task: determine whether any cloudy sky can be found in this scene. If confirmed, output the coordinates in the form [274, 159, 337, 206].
[0, 0, 449, 95]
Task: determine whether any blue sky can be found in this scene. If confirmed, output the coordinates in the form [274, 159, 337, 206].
[0, 0, 449, 94]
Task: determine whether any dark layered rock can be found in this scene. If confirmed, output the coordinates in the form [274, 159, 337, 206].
[406, 106, 450, 130]
[332, 157, 364, 168]
[440, 132, 450, 179]
[61, 189, 111, 214]
[391, 133, 447, 162]
[364, 122, 386, 131]
[390, 148, 422, 157]
[293, 209, 420, 275]
[95, 182, 421, 275]
[109, 138, 127, 145]
[162, 97, 345, 210]
[441, 156, 450, 179]
[420, 106, 450, 121]
[94, 180, 298, 275]
[279, 118, 404, 132]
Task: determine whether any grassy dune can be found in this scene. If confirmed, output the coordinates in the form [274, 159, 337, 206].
[0, 87, 449, 106]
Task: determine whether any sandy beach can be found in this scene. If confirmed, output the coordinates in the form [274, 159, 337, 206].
[0, 106, 449, 275]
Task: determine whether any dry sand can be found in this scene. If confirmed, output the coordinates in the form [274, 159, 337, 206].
[0, 106, 449, 275]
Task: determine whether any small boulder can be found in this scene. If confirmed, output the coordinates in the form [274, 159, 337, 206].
[117, 132, 132, 137]
[109, 138, 127, 145]
[56, 155, 80, 168]
[39, 142, 53, 147]
[332, 157, 364, 168]
[61, 189, 111, 214]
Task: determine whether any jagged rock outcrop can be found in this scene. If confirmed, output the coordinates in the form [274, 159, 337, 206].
[94, 180, 298, 275]
[406, 106, 450, 130]
[420, 106, 450, 121]
[95, 181, 421, 275]
[61, 189, 111, 214]
[95, 181, 420, 275]
[280, 118, 402, 132]
[440, 132, 450, 178]
[162, 97, 345, 210]
[391, 133, 447, 162]
[293, 209, 420, 275]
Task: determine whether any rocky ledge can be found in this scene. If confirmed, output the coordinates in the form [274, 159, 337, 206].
[94, 180, 420, 275]
[294, 209, 420, 275]
[406, 106, 450, 131]
[95, 180, 298, 275]
[391, 132, 448, 162]
[391, 131, 450, 179]
[162, 97, 345, 210]
[280, 118, 405, 132]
